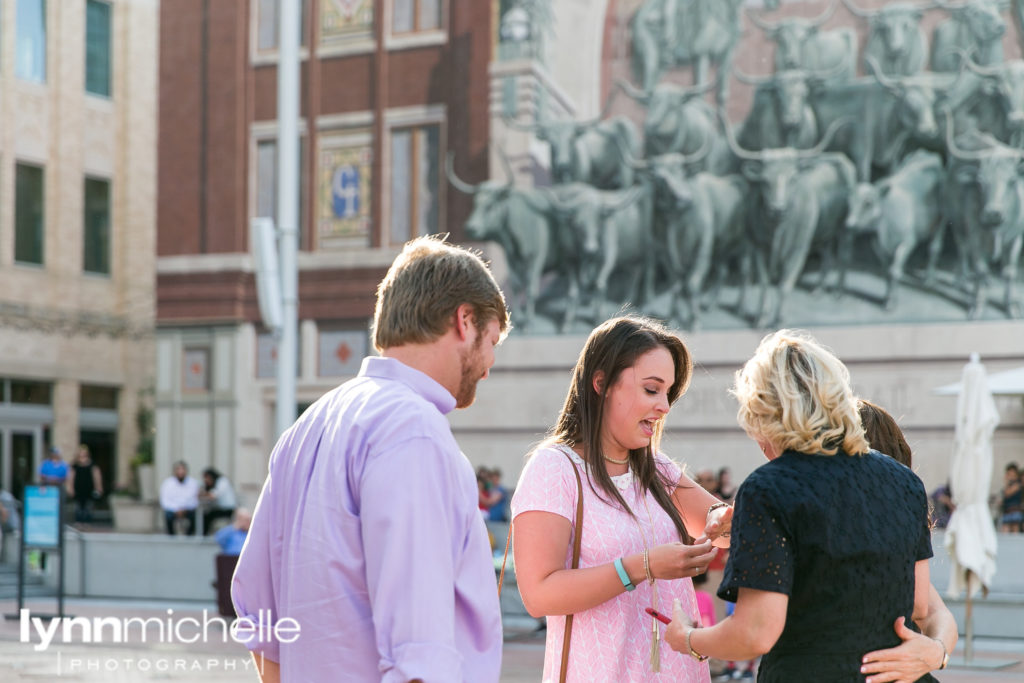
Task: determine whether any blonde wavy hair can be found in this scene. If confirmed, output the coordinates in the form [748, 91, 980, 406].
[731, 329, 869, 457]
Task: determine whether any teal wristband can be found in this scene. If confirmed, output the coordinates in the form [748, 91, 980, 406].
[613, 557, 636, 592]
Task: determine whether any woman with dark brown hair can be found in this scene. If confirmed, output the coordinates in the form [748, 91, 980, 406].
[511, 315, 731, 682]
[856, 399, 959, 682]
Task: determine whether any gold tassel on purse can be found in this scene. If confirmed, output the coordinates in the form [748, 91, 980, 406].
[650, 617, 661, 672]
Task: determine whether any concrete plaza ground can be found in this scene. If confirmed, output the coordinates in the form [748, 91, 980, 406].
[0, 599, 1021, 681]
[498, 631, 1024, 683]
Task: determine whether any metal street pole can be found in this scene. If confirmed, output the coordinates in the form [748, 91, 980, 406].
[275, 0, 300, 437]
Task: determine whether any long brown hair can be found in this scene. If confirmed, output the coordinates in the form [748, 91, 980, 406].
[858, 399, 913, 467]
[547, 315, 694, 542]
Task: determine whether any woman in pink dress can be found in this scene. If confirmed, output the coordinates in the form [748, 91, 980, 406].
[511, 316, 732, 682]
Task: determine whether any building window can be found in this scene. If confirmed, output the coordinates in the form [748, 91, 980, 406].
[84, 177, 111, 275]
[256, 332, 300, 379]
[255, 138, 308, 249]
[389, 125, 439, 245]
[318, 327, 368, 377]
[81, 385, 118, 410]
[85, 0, 112, 97]
[15, 163, 45, 266]
[16, 0, 46, 83]
[318, 136, 372, 248]
[9, 379, 52, 405]
[182, 347, 211, 392]
[321, 0, 373, 44]
[392, 0, 441, 34]
[256, 140, 277, 221]
[256, 0, 309, 53]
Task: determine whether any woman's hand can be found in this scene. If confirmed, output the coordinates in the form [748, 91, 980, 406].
[703, 504, 733, 546]
[860, 617, 946, 683]
[648, 539, 716, 580]
[664, 598, 697, 654]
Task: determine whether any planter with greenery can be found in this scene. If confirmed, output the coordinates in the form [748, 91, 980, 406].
[133, 390, 156, 502]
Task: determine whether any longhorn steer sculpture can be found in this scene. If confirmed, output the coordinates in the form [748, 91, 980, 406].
[843, 0, 930, 76]
[506, 114, 642, 190]
[647, 155, 751, 329]
[618, 79, 729, 172]
[630, 0, 781, 105]
[944, 120, 1024, 318]
[725, 116, 858, 327]
[842, 150, 946, 309]
[447, 154, 561, 331]
[539, 183, 652, 332]
[931, 0, 1007, 72]
[748, 0, 857, 78]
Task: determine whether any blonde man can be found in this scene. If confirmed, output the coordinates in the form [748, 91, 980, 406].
[666, 330, 938, 683]
[232, 235, 509, 683]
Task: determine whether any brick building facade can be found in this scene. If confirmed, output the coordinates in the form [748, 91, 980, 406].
[156, 0, 494, 498]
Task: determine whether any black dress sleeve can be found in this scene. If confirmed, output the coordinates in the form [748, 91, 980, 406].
[912, 476, 934, 563]
[718, 469, 795, 603]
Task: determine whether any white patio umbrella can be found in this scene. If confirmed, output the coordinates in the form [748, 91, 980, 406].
[944, 353, 1000, 662]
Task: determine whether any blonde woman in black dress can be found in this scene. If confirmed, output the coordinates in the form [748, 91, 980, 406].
[666, 330, 934, 682]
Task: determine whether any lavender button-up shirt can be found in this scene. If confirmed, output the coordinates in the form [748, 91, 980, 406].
[232, 356, 502, 682]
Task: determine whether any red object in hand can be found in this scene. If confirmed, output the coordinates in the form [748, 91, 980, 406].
[645, 607, 672, 625]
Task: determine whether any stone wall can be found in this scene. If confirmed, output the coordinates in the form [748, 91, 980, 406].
[453, 320, 1024, 498]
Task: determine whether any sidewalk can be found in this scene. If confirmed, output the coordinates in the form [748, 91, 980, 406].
[497, 634, 1024, 683]
[0, 598, 1021, 681]
[498, 632, 1024, 683]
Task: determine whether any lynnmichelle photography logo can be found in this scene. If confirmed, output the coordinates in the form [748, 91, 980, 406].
[18, 608, 300, 676]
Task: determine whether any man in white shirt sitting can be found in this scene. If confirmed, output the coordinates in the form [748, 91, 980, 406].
[200, 467, 238, 535]
[160, 461, 200, 535]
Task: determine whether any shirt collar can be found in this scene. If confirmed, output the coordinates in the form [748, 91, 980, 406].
[359, 356, 457, 415]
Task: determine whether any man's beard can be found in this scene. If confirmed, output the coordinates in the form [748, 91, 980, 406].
[454, 334, 485, 408]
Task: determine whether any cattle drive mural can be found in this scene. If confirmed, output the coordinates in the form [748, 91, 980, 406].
[450, 0, 1024, 332]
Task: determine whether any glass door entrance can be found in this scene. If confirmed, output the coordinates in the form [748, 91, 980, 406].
[11, 431, 38, 501]
[0, 427, 42, 501]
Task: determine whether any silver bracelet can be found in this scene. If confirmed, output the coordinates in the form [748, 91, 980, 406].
[931, 637, 949, 670]
[707, 501, 729, 518]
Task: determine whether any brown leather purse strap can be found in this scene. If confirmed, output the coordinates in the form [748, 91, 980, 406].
[560, 451, 584, 683]
[496, 448, 584, 683]
[497, 520, 513, 597]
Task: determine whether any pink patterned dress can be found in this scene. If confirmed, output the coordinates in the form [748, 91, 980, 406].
[511, 444, 711, 683]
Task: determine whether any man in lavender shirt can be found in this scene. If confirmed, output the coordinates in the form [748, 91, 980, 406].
[232, 235, 510, 682]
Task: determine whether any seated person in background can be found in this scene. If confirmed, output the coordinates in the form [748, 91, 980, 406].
[160, 461, 200, 536]
[39, 447, 69, 486]
[1000, 463, 1022, 533]
[486, 468, 509, 523]
[0, 489, 20, 534]
[692, 572, 715, 628]
[477, 466, 501, 519]
[0, 489, 19, 552]
[930, 482, 954, 529]
[215, 508, 251, 556]
[715, 467, 737, 504]
[199, 467, 238, 534]
[214, 507, 252, 618]
[694, 468, 718, 494]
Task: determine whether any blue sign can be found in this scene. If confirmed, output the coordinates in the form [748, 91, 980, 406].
[23, 485, 61, 548]
[332, 165, 360, 218]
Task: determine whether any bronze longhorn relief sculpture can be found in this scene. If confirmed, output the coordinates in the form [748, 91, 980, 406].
[454, 0, 1024, 333]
